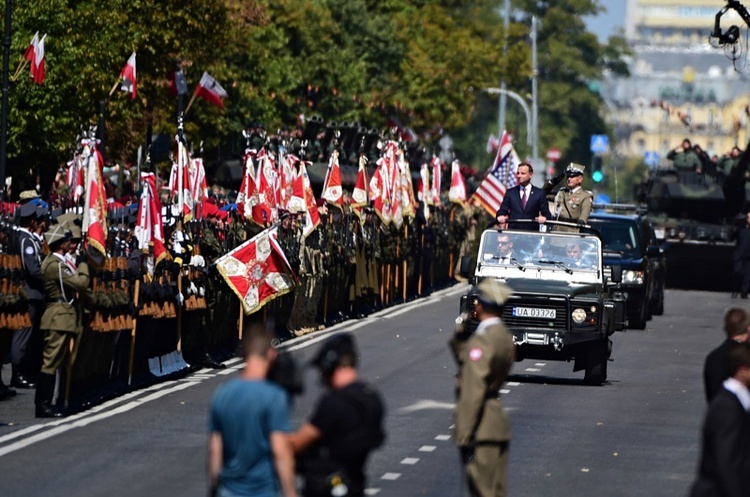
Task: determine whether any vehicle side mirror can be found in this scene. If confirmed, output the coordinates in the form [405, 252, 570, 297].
[646, 246, 659, 257]
[610, 265, 622, 284]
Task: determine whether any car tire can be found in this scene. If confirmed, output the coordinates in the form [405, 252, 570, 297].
[651, 289, 664, 316]
[584, 342, 608, 386]
[628, 303, 648, 330]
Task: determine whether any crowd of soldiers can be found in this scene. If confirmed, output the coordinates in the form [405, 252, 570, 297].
[0, 163, 481, 413]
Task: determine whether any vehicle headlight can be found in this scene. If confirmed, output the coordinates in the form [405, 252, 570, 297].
[623, 270, 644, 284]
[572, 308, 587, 323]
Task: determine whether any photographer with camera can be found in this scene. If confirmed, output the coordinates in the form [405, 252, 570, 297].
[289, 333, 385, 497]
[450, 279, 515, 497]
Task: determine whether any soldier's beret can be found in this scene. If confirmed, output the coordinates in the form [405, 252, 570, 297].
[476, 278, 513, 307]
[565, 163, 585, 177]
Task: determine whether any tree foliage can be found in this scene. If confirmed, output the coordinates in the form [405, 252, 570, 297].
[1, 0, 625, 191]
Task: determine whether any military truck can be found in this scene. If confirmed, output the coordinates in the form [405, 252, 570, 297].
[458, 228, 625, 385]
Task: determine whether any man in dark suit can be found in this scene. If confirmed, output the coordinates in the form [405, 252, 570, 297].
[703, 308, 750, 403]
[495, 162, 551, 231]
[690, 343, 750, 497]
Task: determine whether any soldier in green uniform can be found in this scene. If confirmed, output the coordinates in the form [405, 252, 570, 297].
[450, 279, 515, 497]
[666, 138, 702, 172]
[35, 224, 91, 418]
[551, 163, 594, 233]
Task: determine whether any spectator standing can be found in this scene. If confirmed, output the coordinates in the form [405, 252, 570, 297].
[690, 343, 750, 497]
[207, 325, 296, 497]
[703, 308, 750, 403]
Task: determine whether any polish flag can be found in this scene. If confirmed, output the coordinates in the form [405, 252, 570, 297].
[25, 32, 46, 84]
[195, 72, 228, 108]
[120, 52, 137, 99]
[449, 160, 467, 207]
[321, 150, 344, 208]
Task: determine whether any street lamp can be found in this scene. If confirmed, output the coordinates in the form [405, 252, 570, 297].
[483, 87, 533, 148]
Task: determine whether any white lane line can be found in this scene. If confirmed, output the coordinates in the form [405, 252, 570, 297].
[534, 362, 546, 366]
[381, 473, 401, 481]
[507, 382, 520, 386]
[435, 434, 451, 441]
[419, 445, 437, 452]
[217, 367, 239, 375]
[525, 368, 541, 372]
[401, 457, 419, 465]
[500, 389, 510, 395]
[364, 489, 381, 495]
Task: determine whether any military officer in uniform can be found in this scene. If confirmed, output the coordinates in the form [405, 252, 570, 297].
[11, 202, 44, 388]
[450, 278, 515, 497]
[35, 224, 90, 418]
[552, 163, 594, 233]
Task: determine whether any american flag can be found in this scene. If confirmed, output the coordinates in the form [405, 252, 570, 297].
[471, 131, 520, 217]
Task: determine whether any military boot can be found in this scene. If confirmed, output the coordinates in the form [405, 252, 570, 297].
[34, 373, 65, 418]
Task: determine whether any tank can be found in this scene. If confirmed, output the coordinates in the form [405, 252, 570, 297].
[635, 168, 741, 292]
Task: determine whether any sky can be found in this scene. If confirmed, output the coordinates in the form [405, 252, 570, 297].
[584, 0, 628, 42]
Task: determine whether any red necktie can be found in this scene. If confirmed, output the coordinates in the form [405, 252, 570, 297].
[521, 188, 527, 209]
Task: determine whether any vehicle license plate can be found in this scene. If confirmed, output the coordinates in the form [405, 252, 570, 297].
[512, 307, 556, 318]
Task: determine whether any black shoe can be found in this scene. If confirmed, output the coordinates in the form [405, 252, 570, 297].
[0, 384, 17, 400]
[732, 292, 739, 299]
[11, 374, 37, 389]
[202, 353, 226, 370]
[35, 402, 66, 418]
[742, 294, 749, 300]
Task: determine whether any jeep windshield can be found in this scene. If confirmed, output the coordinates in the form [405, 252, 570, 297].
[477, 230, 602, 277]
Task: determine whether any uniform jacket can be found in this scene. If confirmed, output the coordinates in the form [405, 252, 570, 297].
[553, 187, 594, 232]
[40, 255, 90, 333]
[495, 185, 551, 231]
[690, 386, 750, 497]
[16, 228, 43, 300]
[666, 149, 701, 172]
[451, 319, 515, 445]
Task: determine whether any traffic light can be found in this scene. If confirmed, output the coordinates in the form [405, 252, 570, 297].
[591, 155, 604, 183]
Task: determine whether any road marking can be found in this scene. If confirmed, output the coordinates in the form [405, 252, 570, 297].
[396, 399, 455, 413]
[364, 489, 381, 495]
[419, 445, 436, 452]
[381, 473, 401, 481]
[401, 457, 419, 465]
[507, 382, 520, 386]
[500, 389, 510, 395]
[534, 362, 546, 366]
[525, 368, 541, 372]
[435, 434, 451, 441]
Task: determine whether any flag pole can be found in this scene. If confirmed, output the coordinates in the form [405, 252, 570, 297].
[184, 89, 199, 116]
[10, 58, 28, 82]
[108, 79, 120, 97]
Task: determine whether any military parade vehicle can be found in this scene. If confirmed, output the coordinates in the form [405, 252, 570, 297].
[634, 169, 739, 291]
[588, 206, 667, 330]
[458, 226, 625, 385]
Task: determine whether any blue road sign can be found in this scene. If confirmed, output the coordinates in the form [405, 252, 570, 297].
[643, 151, 659, 168]
[590, 135, 609, 154]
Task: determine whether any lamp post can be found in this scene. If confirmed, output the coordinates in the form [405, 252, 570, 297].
[484, 87, 533, 148]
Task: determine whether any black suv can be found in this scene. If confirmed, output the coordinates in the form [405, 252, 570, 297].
[588, 208, 667, 330]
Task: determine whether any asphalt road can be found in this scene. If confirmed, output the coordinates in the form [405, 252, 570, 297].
[0, 285, 733, 497]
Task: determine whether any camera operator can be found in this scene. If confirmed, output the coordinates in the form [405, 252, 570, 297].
[289, 333, 385, 497]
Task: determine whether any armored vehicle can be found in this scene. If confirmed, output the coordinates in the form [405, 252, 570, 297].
[458, 228, 625, 385]
[635, 169, 738, 291]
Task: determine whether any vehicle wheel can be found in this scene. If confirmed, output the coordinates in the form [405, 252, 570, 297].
[651, 290, 664, 316]
[628, 303, 648, 330]
[584, 343, 608, 386]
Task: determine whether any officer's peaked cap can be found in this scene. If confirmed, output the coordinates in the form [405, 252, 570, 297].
[476, 278, 513, 307]
[566, 163, 585, 177]
[19, 202, 37, 219]
[44, 223, 72, 247]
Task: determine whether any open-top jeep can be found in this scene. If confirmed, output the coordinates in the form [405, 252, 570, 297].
[459, 227, 626, 385]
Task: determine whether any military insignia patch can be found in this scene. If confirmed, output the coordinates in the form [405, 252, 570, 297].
[25, 246, 34, 255]
[469, 348, 483, 361]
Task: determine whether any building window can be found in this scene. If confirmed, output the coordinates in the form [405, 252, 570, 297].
[637, 139, 646, 155]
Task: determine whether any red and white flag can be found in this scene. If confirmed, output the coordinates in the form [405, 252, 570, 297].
[251, 151, 277, 227]
[321, 150, 344, 208]
[238, 151, 258, 219]
[135, 172, 167, 265]
[82, 144, 108, 259]
[430, 156, 442, 205]
[25, 32, 46, 84]
[300, 162, 321, 238]
[351, 154, 369, 213]
[119, 52, 137, 99]
[195, 72, 227, 108]
[448, 160, 467, 207]
[215, 227, 297, 315]
[470, 131, 520, 217]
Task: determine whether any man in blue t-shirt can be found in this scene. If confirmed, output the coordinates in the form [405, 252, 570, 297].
[208, 326, 297, 497]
